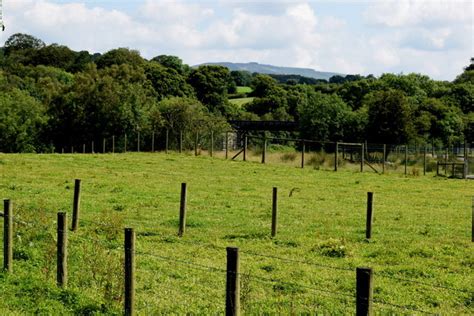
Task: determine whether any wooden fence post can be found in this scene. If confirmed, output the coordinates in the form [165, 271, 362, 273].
[271, 187, 278, 237]
[360, 143, 364, 172]
[225, 132, 229, 159]
[382, 144, 386, 174]
[301, 141, 305, 169]
[124, 228, 135, 316]
[366, 192, 373, 239]
[152, 131, 155, 153]
[57, 212, 68, 287]
[178, 183, 187, 237]
[179, 131, 183, 154]
[423, 145, 427, 176]
[103, 138, 106, 153]
[3, 199, 12, 272]
[464, 141, 468, 179]
[91, 141, 94, 154]
[356, 267, 373, 316]
[124, 134, 127, 153]
[82, 144, 85, 154]
[165, 129, 169, 154]
[405, 145, 408, 175]
[243, 136, 247, 162]
[71, 146, 74, 154]
[112, 135, 115, 154]
[262, 138, 267, 164]
[71, 179, 81, 231]
[334, 142, 339, 172]
[226, 247, 240, 316]
[210, 131, 214, 157]
[194, 132, 199, 156]
[137, 131, 140, 153]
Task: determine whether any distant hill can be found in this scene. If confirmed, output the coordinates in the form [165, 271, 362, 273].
[195, 62, 342, 80]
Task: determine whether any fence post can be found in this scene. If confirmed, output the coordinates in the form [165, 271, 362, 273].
[243, 136, 247, 161]
[404, 145, 408, 175]
[194, 131, 199, 156]
[225, 132, 229, 159]
[301, 141, 305, 169]
[226, 247, 240, 316]
[124, 134, 127, 153]
[57, 212, 68, 287]
[334, 142, 338, 172]
[382, 144, 386, 174]
[178, 183, 187, 237]
[179, 131, 183, 153]
[445, 147, 448, 175]
[464, 141, 468, 179]
[91, 141, 94, 154]
[71, 179, 81, 231]
[165, 129, 169, 154]
[137, 131, 140, 153]
[356, 267, 373, 316]
[423, 145, 427, 176]
[366, 192, 373, 239]
[436, 161, 440, 176]
[3, 199, 12, 272]
[124, 228, 135, 316]
[112, 135, 115, 154]
[262, 138, 267, 164]
[152, 131, 155, 153]
[360, 143, 364, 172]
[103, 138, 106, 153]
[71, 146, 74, 154]
[210, 131, 214, 157]
[271, 187, 278, 237]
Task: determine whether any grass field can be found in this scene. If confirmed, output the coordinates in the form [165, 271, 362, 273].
[236, 86, 252, 94]
[0, 152, 472, 314]
[229, 97, 254, 107]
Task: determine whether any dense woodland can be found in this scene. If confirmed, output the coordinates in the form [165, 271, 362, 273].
[0, 33, 472, 153]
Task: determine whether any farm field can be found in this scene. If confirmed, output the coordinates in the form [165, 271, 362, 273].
[0, 153, 472, 314]
[229, 97, 254, 107]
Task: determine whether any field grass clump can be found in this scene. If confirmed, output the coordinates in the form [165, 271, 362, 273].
[0, 152, 472, 314]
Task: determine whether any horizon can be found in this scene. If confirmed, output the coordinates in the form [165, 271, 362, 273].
[1, 0, 472, 80]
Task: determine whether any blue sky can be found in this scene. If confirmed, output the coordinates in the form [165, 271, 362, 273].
[1, 0, 472, 80]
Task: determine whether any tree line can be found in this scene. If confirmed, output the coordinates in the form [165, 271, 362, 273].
[0, 33, 472, 153]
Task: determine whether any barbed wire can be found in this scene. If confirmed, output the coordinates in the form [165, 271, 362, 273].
[374, 272, 472, 294]
[373, 298, 434, 315]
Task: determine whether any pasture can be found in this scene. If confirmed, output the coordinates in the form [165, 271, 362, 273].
[0, 152, 472, 314]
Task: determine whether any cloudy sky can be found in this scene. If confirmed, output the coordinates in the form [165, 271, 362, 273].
[1, 0, 472, 80]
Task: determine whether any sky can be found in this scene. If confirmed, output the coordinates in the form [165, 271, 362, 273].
[1, 0, 472, 80]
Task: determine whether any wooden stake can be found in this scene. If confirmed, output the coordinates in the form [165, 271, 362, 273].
[226, 247, 240, 316]
[366, 192, 373, 239]
[271, 187, 278, 237]
[356, 267, 373, 316]
[124, 228, 135, 316]
[71, 179, 81, 231]
[57, 212, 68, 287]
[262, 138, 267, 164]
[178, 183, 187, 237]
[301, 141, 305, 168]
[3, 199, 12, 272]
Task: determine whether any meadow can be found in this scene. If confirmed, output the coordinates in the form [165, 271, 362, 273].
[0, 152, 472, 314]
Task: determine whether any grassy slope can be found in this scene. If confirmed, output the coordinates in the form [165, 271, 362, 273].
[0, 153, 472, 314]
[229, 97, 254, 107]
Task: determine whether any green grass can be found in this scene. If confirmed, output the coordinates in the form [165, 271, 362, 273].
[236, 86, 252, 94]
[0, 153, 472, 314]
[229, 97, 254, 107]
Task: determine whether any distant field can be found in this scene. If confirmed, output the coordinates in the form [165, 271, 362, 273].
[236, 86, 252, 94]
[229, 97, 254, 107]
[0, 153, 472, 314]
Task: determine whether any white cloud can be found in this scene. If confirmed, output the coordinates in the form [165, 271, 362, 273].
[1, 0, 471, 80]
[364, 0, 472, 27]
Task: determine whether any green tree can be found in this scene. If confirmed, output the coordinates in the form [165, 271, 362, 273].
[187, 65, 232, 115]
[95, 48, 145, 69]
[364, 89, 414, 144]
[4, 33, 45, 56]
[297, 91, 352, 141]
[0, 88, 47, 152]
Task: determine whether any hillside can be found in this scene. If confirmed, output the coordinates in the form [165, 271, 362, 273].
[196, 62, 342, 80]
